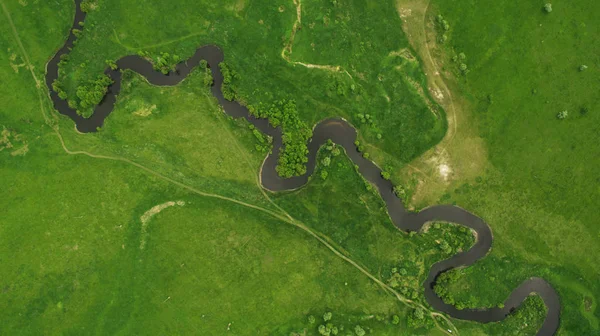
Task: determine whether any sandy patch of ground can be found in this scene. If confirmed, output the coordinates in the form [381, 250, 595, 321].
[133, 104, 156, 117]
[1, 126, 28, 156]
[10, 143, 28, 156]
[139, 200, 186, 249]
[392, 0, 489, 207]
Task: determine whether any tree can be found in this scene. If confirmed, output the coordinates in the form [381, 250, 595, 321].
[354, 325, 366, 336]
[322, 157, 331, 167]
[308, 315, 316, 324]
[557, 110, 568, 120]
[381, 171, 391, 180]
[105, 59, 118, 70]
[393, 185, 406, 198]
[392, 315, 400, 325]
[579, 65, 588, 71]
[320, 170, 328, 180]
[318, 325, 330, 336]
[544, 3, 552, 13]
[323, 312, 332, 322]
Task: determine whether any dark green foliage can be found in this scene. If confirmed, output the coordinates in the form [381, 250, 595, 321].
[75, 74, 113, 115]
[248, 99, 311, 178]
[80, 0, 94, 12]
[105, 59, 118, 70]
[219, 62, 239, 101]
[152, 52, 180, 74]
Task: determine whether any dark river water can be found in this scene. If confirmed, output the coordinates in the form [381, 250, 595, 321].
[45, 1, 560, 334]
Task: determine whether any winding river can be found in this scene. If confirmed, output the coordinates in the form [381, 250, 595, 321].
[46, 1, 560, 335]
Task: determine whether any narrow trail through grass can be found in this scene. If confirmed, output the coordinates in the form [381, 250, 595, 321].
[280, 0, 353, 80]
[2, 1, 458, 333]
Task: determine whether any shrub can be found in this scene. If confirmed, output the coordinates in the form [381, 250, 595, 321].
[354, 325, 366, 336]
[579, 65, 588, 71]
[557, 110, 568, 120]
[544, 3, 552, 13]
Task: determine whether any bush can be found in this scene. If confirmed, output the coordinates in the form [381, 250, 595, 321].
[354, 325, 366, 336]
[557, 110, 568, 120]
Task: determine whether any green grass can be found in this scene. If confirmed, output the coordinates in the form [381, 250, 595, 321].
[2, 0, 593, 334]
[57, 0, 446, 173]
[420, 0, 600, 334]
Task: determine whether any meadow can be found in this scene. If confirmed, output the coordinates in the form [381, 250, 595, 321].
[56, 0, 446, 176]
[1, 0, 591, 334]
[394, 0, 600, 334]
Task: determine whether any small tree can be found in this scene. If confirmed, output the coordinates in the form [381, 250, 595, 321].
[308, 315, 316, 324]
[323, 312, 332, 322]
[392, 315, 400, 325]
[354, 325, 366, 336]
[579, 65, 588, 71]
[544, 3, 552, 13]
[322, 157, 331, 167]
[381, 171, 391, 180]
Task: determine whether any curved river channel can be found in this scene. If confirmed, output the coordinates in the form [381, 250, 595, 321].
[46, 1, 560, 334]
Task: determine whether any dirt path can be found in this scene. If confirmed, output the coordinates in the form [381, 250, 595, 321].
[280, 0, 353, 80]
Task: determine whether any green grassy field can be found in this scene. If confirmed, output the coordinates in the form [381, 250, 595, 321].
[407, 0, 600, 335]
[2, 0, 596, 334]
[56, 0, 446, 174]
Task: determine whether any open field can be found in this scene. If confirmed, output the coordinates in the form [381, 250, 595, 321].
[56, 0, 446, 175]
[393, 0, 600, 335]
[2, 0, 597, 334]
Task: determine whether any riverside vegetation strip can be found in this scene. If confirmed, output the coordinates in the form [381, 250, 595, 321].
[45, 0, 559, 335]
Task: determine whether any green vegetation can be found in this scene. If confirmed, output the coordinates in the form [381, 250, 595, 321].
[4, 0, 598, 334]
[55, 0, 446, 179]
[419, 0, 600, 334]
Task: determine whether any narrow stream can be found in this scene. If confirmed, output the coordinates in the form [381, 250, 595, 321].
[45, 1, 560, 335]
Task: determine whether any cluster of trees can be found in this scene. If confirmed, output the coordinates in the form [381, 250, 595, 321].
[302, 310, 406, 335]
[407, 308, 433, 329]
[248, 124, 271, 152]
[219, 62, 239, 101]
[451, 52, 469, 75]
[429, 223, 474, 255]
[80, 0, 95, 12]
[436, 14, 450, 43]
[52, 79, 69, 100]
[248, 99, 312, 178]
[54, 73, 113, 116]
[152, 52, 180, 74]
[105, 59, 118, 70]
[198, 60, 213, 87]
[319, 139, 341, 180]
[434, 268, 501, 310]
[75, 74, 113, 111]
